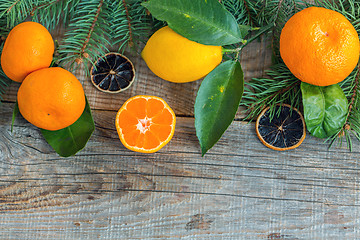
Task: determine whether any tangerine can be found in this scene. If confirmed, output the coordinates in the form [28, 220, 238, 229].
[141, 26, 222, 83]
[1, 21, 54, 83]
[17, 67, 86, 131]
[280, 7, 359, 86]
[115, 95, 176, 153]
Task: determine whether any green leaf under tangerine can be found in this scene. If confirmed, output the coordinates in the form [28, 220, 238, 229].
[195, 60, 244, 156]
[11, 101, 19, 133]
[41, 97, 95, 157]
[301, 82, 348, 139]
[142, 0, 245, 46]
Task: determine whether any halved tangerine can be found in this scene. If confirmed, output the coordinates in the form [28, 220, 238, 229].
[115, 95, 176, 153]
[256, 104, 306, 151]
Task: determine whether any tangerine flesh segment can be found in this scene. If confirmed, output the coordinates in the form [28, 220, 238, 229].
[126, 97, 147, 119]
[136, 132, 145, 149]
[122, 129, 140, 147]
[118, 109, 138, 131]
[152, 109, 174, 125]
[143, 131, 161, 150]
[150, 124, 172, 142]
[146, 98, 165, 118]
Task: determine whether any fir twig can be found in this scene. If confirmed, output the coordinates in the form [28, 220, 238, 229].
[123, 0, 134, 47]
[80, 0, 104, 57]
[255, 0, 304, 59]
[30, 0, 61, 16]
[30, 0, 81, 31]
[0, 0, 34, 28]
[108, 0, 153, 52]
[57, 0, 111, 74]
[241, 63, 301, 121]
[221, 0, 258, 26]
[329, 66, 360, 150]
[7, 0, 21, 13]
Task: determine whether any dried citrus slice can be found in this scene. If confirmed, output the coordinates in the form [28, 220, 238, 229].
[115, 95, 176, 153]
[91, 53, 135, 93]
[256, 104, 306, 151]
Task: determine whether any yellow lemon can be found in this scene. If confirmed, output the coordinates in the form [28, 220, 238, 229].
[141, 26, 222, 83]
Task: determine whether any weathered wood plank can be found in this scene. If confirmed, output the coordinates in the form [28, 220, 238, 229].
[1, 102, 359, 239]
[2, 36, 272, 118]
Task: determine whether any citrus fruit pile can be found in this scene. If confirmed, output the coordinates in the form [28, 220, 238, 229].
[1, 21, 85, 131]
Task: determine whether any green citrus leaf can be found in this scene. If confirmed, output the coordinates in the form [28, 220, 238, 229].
[301, 82, 348, 138]
[142, 0, 244, 46]
[41, 97, 94, 157]
[195, 60, 244, 156]
[11, 101, 19, 133]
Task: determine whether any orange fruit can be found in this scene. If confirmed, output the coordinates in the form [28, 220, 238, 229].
[256, 104, 306, 151]
[141, 26, 222, 83]
[17, 67, 86, 131]
[115, 95, 176, 153]
[280, 7, 359, 86]
[1, 21, 54, 82]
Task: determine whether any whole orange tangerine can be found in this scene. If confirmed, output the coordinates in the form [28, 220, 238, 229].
[280, 7, 359, 86]
[17, 67, 86, 131]
[1, 21, 54, 82]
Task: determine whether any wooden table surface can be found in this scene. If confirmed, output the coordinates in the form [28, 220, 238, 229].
[0, 36, 359, 240]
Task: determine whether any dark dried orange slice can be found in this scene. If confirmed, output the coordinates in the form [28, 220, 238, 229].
[256, 104, 306, 151]
[91, 53, 135, 93]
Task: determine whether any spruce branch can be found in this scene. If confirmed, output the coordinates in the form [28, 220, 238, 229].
[57, 0, 111, 74]
[122, 0, 134, 47]
[80, 0, 104, 57]
[0, 0, 35, 28]
[221, 0, 258, 26]
[240, 63, 301, 121]
[329, 66, 360, 150]
[7, 0, 21, 13]
[0, 16, 9, 38]
[108, 0, 153, 52]
[31, 0, 81, 31]
[254, 0, 304, 59]
[346, 70, 359, 118]
[30, 0, 61, 15]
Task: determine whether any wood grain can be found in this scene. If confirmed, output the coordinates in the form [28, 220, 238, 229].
[1, 102, 360, 239]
